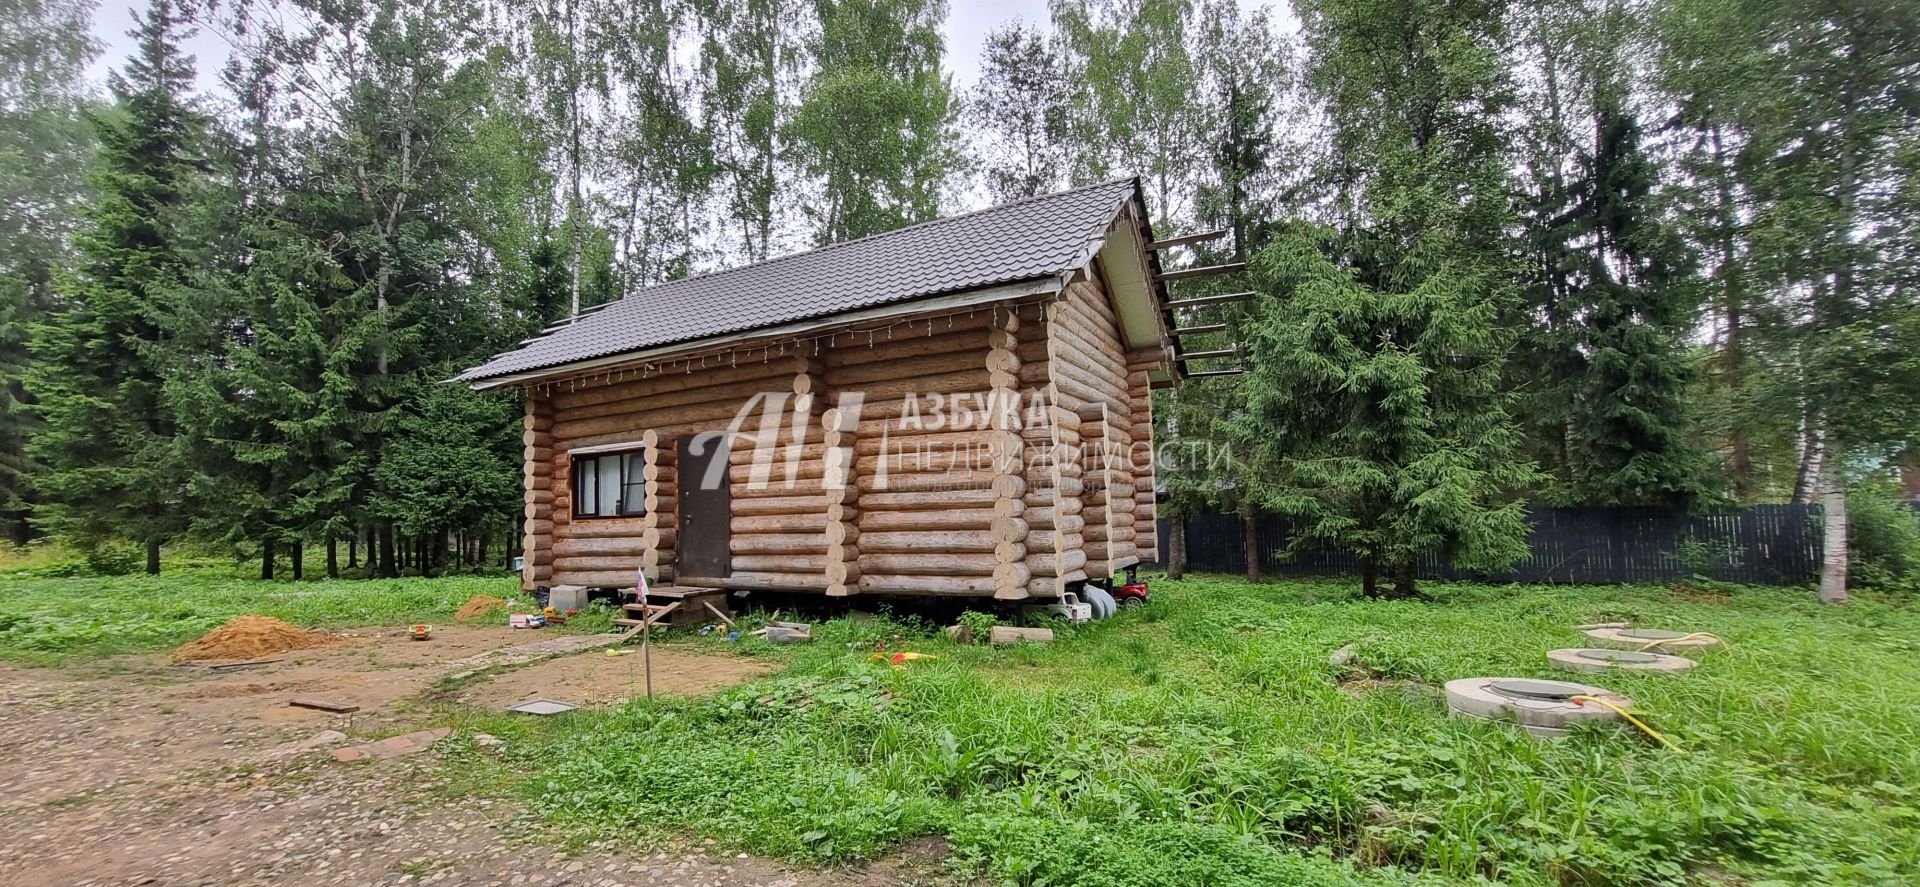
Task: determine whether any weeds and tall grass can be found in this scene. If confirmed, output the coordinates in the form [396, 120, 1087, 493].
[0, 569, 522, 663]
[6, 565, 1916, 884]
[447, 576, 1919, 886]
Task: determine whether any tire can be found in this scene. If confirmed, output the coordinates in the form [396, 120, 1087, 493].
[1084, 586, 1116, 619]
[1118, 595, 1145, 608]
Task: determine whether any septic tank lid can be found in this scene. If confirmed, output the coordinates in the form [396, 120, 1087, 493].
[1619, 628, 1689, 640]
[1574, 648, 1661, 664]
[1486, 678, 1588, 702]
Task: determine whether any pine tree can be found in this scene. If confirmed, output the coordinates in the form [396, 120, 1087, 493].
[24, 0, 208, 572]
[167, 212, 368, 575]
[1236, 0, 1536, 599]
[1153, 0, 1294, 583]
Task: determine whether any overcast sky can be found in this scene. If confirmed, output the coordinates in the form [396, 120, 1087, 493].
[84, 0, 1056, 97]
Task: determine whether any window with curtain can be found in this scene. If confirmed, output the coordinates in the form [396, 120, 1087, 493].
[572, 449, 648, 519]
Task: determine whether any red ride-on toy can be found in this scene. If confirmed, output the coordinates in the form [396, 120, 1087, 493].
[1109, 564, 1150, 608]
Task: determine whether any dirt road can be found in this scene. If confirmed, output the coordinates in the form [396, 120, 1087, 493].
[0, 627, 942, 886]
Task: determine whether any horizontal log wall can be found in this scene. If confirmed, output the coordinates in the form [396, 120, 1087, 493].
[723, 357, 828, 587]
[520, 291, 1163, 598]
[843, 311, 1003, 597]
[545, 355, 796, 587]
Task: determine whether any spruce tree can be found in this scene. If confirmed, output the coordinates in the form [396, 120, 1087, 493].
[1512, 1, 1711, 509]
[0, 0, 98, 543]
[1520, 103, 1713, 508]
[167, 213, 367, 574]
[25, 0, 208, 572]
[1236, 0, 1536, 598]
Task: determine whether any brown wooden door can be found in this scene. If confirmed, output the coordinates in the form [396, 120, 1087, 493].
[677, 432, 732, 578]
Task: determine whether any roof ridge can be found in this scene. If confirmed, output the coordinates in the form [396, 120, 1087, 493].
[613, 177, 1140, 304]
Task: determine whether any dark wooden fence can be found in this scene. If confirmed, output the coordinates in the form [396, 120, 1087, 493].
[1156, 505, 1822, 585]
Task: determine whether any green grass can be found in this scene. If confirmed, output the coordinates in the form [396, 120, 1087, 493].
[0, 567, 525, 664]
[7, 566, 1916, 884]
[439, 575, 1920, 886]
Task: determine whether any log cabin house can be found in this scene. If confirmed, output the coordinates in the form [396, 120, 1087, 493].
[459, 178, 1224, 604]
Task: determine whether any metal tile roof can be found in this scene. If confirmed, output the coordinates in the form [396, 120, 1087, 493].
[458, 178, 1141, 382]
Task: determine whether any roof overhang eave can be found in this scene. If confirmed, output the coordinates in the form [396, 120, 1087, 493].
[464, 276, 1067, 390]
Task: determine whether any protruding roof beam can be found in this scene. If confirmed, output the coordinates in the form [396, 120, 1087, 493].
[1173, 322, 1227, 336]
[1177, 348, 1238, 361]
[1147, 229, 1228, 251]
[1164, 291, 1254, 310]
[1156, 261, 1248, 283]
[1183, 368, 1245, 378]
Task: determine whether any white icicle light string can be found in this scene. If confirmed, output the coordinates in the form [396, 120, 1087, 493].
[532, 296, 1055, 398]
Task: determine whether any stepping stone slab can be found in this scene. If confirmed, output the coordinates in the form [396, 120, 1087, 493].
[332, 727, 452, 762]
[1582, 627, 1720, 654]
[506, 699, 579, 716]
[1548, 647, 1697, 674]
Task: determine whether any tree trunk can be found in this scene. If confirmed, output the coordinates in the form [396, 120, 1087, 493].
[378, 525, 398, 578]
[146, 538, 161, 576]
[1360, 553, 1379, 599]
[1391, 562, 1418, 599]
[1167, 518, 1187, 579]
[1900, 446, 1920, 500]
[1710, 124, 1752, 500]
[1792, 419, 1823, 504]
[261, 539, 276, 581]
[1819, 451, 1849, 603]
[1241, 512, 1261, 583]
[326, 537, 339, 579]
[348, 531, 358, 569]
[291, 542, 304, 581]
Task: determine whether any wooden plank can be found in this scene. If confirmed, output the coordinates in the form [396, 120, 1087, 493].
[289, 698, 360, 714]
[1146, 229, 1228, 251]
[1183, 368, 1244, 378]
[1155, 262, 1247, 282]
[1164, 291, 1254, 310]
[1173, 323, 1227, 335]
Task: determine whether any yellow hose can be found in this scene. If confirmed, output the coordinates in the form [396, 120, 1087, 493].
[1635, 631, 1723, 652]
[1571, 694, 1685, 754]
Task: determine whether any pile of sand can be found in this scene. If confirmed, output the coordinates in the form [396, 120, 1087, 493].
[172, 615, 341, 662]
[454, 595, 510, 619]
